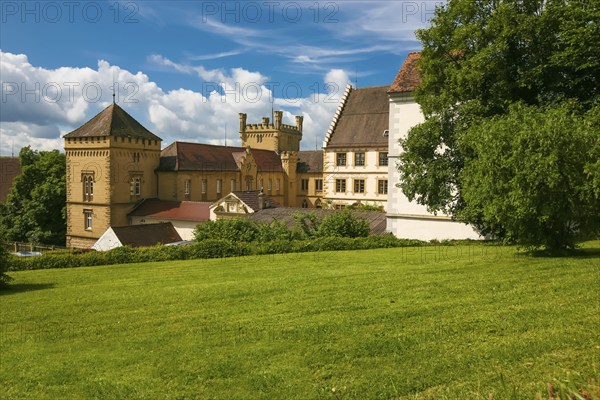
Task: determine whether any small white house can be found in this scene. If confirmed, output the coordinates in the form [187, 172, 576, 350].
[387, 52, 480, 241]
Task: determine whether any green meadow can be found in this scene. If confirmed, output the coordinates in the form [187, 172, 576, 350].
[1, 244, 599, 399]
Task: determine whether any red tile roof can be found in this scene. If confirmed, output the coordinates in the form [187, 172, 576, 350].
[158, 142, 284, 173]
[129, 198, 211, 221]
[389, 52, 422, 93]
[64, 103, 162, 141]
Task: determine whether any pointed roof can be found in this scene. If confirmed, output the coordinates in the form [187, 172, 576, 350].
[64, 103, 162, 141]
[389, 52, 421, 93]
[324, 85, 390, 149]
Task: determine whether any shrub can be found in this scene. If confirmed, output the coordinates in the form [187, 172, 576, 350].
[194, 219, 260, 243]
[292, 212, 321, 238]
[0, 233, 13, 285]
[317, 210, 370, 238]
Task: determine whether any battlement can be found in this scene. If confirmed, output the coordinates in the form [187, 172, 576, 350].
[239, 111, 303, 134]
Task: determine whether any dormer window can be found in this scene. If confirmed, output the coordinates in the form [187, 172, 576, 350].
[383, 130, 389, 137]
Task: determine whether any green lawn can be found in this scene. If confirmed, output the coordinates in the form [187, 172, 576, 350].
[1, 244, 599, 399]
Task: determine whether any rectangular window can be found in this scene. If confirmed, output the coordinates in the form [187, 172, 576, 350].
[355, 152, 365, 166]
[276, 178, 281, 192]
[230, 179, 236, 192]
[184, 179, 191, 196]
[245, 176, 253, 191]
[216, 179, 222, 195]
[315, 179, 323, 192]
[201, 179, 207, 194]
[301, 179, 309, 191]
[336, 153, 347, 166]
[335, 179, 346, 193]
[84, 209, 93, 230]
[378, 179, 388, 195]
[354, 179, 365, 193]
[268, 179, 272, 192]
[379, 152, 389, 166]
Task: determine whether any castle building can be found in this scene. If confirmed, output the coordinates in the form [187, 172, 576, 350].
[64, 104, 321, 248]
[322, 85, 390, 209]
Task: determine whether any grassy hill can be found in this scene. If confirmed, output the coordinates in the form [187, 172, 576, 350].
[1, 244, 599, 399]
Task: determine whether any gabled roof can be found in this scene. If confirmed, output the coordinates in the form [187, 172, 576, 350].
[128, 199, 211, 221]
[324, 86, 389, 149]
[0, 157, 20, 203]
[389, 52, 421, 93]
[297, 150, 323, 173]
[158, 142, 284, 173]
[230, 190, 280, 212]
[248, 208, 388, 235]
[110, 222, 182, 247]
[64, 103, 162, 141]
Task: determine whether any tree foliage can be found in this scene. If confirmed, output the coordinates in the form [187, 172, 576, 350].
[317, 210, 370, 238]
[459, 103, 600, 251]
[399, 0, 600, 251]
[0, 147, 66, 246]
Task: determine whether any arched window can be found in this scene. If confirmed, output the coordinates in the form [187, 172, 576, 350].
[302, 199, 308, 208]
[82, 174, 94, 201]
[315, 199, 322, 209]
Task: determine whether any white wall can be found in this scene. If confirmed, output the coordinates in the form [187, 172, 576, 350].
[92, 228, 122, 251]
[387, 93, 481, 240]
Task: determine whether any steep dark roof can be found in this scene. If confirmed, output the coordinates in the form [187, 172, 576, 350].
[111, 222, 181, 247]
[231, 190, 279, 211]
[248, 208, 388, 235]
[389, 52, 422, 93]
[326, 86, 389, 149]
[0, 157, 20, 203]
[158, 142, 284, 173]
[297, 150, 323, 173]
[64, 103, 162, 141]
[128, 199, 211, 221]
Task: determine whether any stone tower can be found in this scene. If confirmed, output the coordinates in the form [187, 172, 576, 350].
[239, 110, 303, 153]
[63, 103, 162, 248]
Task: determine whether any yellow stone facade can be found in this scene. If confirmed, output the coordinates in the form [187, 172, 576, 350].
[65, 105, 323, 248]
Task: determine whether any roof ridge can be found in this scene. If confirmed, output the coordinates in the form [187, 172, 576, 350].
[323, 83, 352, 148]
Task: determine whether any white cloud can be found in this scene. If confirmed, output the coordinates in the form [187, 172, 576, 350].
[0, 51, 345, 156]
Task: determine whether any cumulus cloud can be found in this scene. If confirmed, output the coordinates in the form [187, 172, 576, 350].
[0, 50, 346, 156]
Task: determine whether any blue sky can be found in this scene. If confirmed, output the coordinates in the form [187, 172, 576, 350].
[0, 1, 440, 155]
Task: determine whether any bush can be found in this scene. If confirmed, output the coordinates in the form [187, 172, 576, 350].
[194, 219, 260, 243]
[317, 210, 370, 238]
[5, 234, 426, 271]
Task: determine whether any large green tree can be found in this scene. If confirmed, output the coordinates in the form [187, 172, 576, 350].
[1, 147, 66, 246]
[399, 0, 600, 251]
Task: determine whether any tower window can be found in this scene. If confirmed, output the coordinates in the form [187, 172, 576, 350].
[84, 209, 93, 230]
[82, 174, 94, 201]
[130, 177, 141, 196]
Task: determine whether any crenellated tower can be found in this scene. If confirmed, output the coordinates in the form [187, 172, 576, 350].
[239, 110, 303, 153]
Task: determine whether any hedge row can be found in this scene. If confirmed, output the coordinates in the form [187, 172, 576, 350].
[7, 235, 424, 271]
